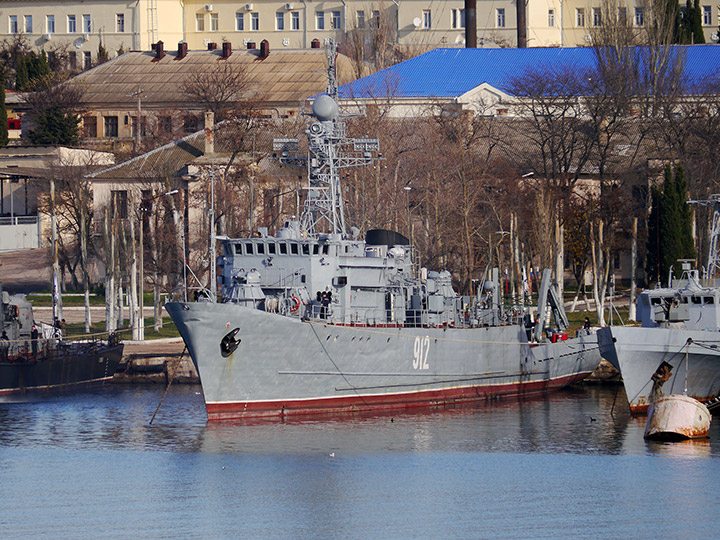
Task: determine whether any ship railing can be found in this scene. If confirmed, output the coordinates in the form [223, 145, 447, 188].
[304, 306, 479, 328]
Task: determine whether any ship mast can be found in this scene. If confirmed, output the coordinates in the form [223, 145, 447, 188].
[273, 39, 380, 237]
[688, 194, 720, 279]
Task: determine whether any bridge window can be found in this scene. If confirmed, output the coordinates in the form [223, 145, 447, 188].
[268, 243, 276, 254]
[256, 243, 265, 255]
[313, 244, 319, 255]
[279, 243, 287, 255]
[692, 296, 702, 304]
[705, 296, 714, 304]
[234, 244, 242, 254]
[245, 243, 254, 255]
[290, 243, 299, 255]
[302, 244, 310, 255]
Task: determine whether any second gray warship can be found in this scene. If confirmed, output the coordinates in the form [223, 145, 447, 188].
[165, 42, 601, 420]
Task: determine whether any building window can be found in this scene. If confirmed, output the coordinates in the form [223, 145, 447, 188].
[618, 7, 626, 24]
[576, 8, 585, 26]
[291, 11, 300, 30]
[357, 10, 365, 28]
[68, 51, 77, 68]
[332, 11, 341, 29]
[316, 11, 325, 30]
[183, 115, 198, 133]
[548, 9, 555, 26]
[452, 9, 465, 28]
[83, 14, 91, 33]
[703, 5, 712, 24]
[236, 12, 244, 30]
[83, 116, 97, 138]
[592, 7, 601, 27]
[276, 12, 284, 30]
[251, 12, 259, 30]
[47, 15, 55, 34]
[68, 15, 76, 33]
[111, 191, 128, 219]
[24, 15, 32, 33]
[422, 10, 431, 29]
[496, 8, 505, 28]
[634, 7, 643, 25]
[373, 10, 380, 27]
[84, 51, 92, 69]
[9, 16, 18, 34]
[211, 13, 219, 31]
[158, 116, 172, 134]
[116, 13, 124, 32]
[104, 116, 118, 137]
[196, 13, 205, 31]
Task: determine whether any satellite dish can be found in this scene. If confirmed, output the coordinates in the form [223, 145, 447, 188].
[413, 17, 422, 28]
[712, 33, 719, 41]
[454, 34, 465, 45]
[74, 38, 84, 49]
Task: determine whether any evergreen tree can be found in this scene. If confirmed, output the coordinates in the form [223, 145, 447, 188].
[27, 105, 80, 146]
[692, 0, 705, 43]
[646, 183, 663, 284]
[647, 165, 696, 285]
[15, 56, 29, 91]
[0, 72, 8, 147]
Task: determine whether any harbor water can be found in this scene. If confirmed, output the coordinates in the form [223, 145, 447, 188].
[1, 384, 719, 539]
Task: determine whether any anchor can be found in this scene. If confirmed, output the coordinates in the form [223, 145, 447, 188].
[220, 328, 241, 357]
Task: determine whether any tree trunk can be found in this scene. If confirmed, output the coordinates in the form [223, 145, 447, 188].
[80, 204, 91, 334]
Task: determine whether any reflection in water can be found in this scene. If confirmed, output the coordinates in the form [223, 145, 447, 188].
[0, 384, 717, 458]
[1, 384, 719, 540]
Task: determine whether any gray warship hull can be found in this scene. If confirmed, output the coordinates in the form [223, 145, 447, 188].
[167, 302, 601, 420]
[598, 326, 720, 414]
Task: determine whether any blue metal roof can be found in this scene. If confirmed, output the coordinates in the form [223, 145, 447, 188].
[338, 45, 720, 99]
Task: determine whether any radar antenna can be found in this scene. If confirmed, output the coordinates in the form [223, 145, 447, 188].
[272, 39, 380, 237]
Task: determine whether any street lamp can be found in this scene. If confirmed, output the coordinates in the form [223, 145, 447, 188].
[403, 185, 412, 240]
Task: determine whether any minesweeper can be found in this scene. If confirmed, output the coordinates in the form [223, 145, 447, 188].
[165, 41, 601, 420]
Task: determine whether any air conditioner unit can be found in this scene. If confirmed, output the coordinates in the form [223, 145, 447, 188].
[82, 33, 90, 41]
[285, 3, 294, 9]
[43, 33, 52, 40]
[245, 3, 254, 10]
[584, 33, 592, 42]
[204, 4, 213, 11]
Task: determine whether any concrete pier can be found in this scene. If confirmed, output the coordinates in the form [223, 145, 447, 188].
[114, 337, 199, 384]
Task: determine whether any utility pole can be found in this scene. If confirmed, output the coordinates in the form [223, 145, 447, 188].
[128, 88, 143, 153]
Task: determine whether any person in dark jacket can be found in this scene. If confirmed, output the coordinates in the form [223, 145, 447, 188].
[31, 324, 39, 357]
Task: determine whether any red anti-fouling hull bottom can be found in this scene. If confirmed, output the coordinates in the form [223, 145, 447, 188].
[205, 372, 592, 421]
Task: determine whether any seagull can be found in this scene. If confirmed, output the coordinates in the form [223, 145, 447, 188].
[329, 452, 335, 458]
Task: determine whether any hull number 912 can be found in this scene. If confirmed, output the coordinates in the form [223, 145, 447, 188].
[413, 335, 430, 370]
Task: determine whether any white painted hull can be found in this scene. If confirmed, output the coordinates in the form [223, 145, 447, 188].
[645, 394, 711, 440]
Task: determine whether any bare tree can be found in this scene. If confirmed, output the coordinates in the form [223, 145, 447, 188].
[181, 61, 253, 122]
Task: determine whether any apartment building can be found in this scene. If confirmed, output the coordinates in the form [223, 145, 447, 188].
[2, 0, 718, 61]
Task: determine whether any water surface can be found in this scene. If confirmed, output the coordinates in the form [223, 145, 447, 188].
[1, 384, 718, 539]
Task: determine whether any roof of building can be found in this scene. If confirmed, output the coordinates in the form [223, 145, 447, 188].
[338, 45, 720, 99]
[71, 46, 356, 109]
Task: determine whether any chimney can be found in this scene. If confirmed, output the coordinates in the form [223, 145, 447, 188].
[177, 42, 188, 59]
[260, 39, 270, 58]
[154, 40, 165, 60]
[222, 41, 232, 58]
[204, 111, 214, 155]
[247, 41, 256, 50]
[464, 0, 476, 47]
[207, 42, 217, 50]
[311, 39, 321, 48]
